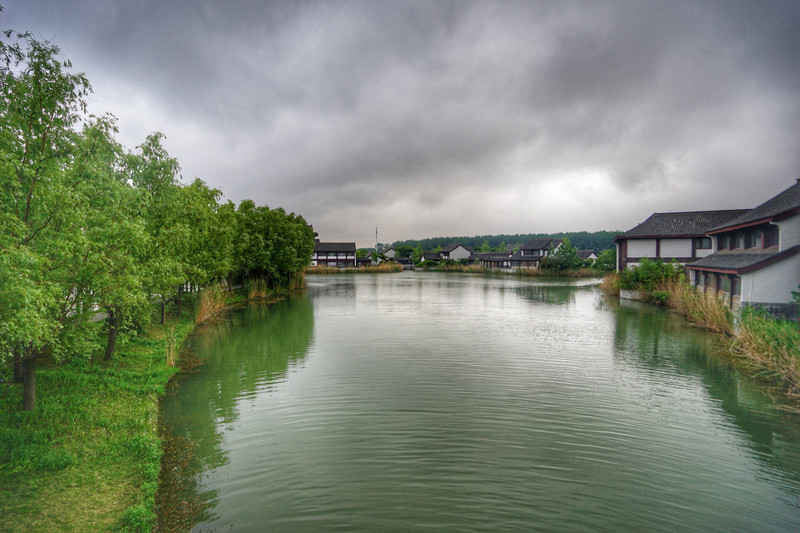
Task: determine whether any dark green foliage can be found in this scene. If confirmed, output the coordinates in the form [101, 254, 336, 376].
[540, 237, 584, 273]
[618, 258, 682, 291]
[392, 230, 620, 254]
[395, 245, 414, 258]
[593, 248, 616, 273]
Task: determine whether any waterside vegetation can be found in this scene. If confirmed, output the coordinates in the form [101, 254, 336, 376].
[1, 28, 315, 532]
[602, 261, 800, 397]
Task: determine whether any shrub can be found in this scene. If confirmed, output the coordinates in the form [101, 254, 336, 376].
[618, 258, 682, 291]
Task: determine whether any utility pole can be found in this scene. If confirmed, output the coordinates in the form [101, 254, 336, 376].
[375, 226, 378, 254]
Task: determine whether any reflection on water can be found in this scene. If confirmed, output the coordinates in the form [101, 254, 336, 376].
[159, 273, 800, 532]
[159, 295, 314, 525]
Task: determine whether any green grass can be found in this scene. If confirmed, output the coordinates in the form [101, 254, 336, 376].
[0, 313, 194, 532]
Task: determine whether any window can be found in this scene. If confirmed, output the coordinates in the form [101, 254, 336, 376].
[694, 237, 712, 250]
[718, 235, 728, 250]
[735, 233, 745, 249]
[764, 224, 779, 248]
[732, 276, 741, 296]
[720, 276, 731, 293]
[752, 231, 762, 249]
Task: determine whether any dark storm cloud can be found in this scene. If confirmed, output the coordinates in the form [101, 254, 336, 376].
[4, 0, 799, 245]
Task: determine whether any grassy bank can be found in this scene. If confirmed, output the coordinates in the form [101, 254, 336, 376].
[0, 314, 194, 532]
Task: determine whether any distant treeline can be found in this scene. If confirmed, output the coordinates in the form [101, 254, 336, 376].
[391, 231, 620, 253]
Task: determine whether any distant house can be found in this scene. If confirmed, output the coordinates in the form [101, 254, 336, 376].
[311, 241, 357, 268]
[420, 252, 443, 262]
[614, 210, 748, 271]
[381, 247, 397, 260]
[439, 243, 473, 261]
[470, 251, 512, 269]
[577, 250, 598, 262]
[686, 180, 800, 317]
[509, 238, 563, 269]
[395, 256, 415, 270]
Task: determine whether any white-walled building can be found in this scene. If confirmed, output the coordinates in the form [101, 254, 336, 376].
[311, 241, 357, 268]
[615, 210, 748, 271]
[686, 180, 800, 317]
[439, 243, 473, 261]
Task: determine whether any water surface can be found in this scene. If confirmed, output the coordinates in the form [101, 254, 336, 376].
[161, 272, 800, 532]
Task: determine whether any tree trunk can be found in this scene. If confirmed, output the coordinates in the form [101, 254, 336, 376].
[22, 350, 37, 411]
[160, 297, 166, 325]
[105, 308, 119, 361]
[176, 285, 183, 318]
[13, 346, 23, 383]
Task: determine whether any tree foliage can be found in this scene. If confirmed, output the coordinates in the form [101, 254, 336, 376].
[392, 230, 620, 255]
[0, 30, 314, 409]
[540, 237, 584, 273]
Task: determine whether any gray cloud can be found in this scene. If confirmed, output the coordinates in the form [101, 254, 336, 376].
[5, 0, 799, 245]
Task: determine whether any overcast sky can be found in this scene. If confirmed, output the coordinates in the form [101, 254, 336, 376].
[5, 1, 799, 247]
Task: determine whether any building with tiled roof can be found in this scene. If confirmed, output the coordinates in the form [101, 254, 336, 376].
[439, 243, 473, 261]
[614, 210, 749, 271]
[686, 180, 800, 317]
[509, 238, 563, 269]
[311, 240, 357, 268]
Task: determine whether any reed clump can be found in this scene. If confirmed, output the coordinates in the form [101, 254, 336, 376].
[600, 272, 620, 296]
[248, 277, 269, 299]
[665, 279, 733, 335]
[194, 283, 228, 324]
[306, 263, 403, 274]
[434, 263, 487, 273]
[516, 266, 597, 278]
[730, 308, 800, 395]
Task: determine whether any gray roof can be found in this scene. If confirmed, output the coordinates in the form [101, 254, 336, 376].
[521, 238, 561, 251]
[616, 210, 749, 240]
[314, 241, 356, 252]
[421, 252, 442, 261]
[687, 245, 800, 274]
[470, 252, 512, 261]
[577, 250, 596, 260]
[708, 180, 800, 233]
[440, 243, 472, 253]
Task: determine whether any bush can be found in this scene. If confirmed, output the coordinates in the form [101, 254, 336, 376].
[617, 258, 682, 291]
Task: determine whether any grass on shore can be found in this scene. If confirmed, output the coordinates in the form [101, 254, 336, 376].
[0, 313, 195, 532]
[601, 272, 800, 397]
[306, 263, 403, 274]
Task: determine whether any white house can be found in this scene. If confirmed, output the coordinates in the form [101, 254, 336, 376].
[439, 243, 473, 261]
[686, 180, 800, 317]
[509, 238, 562, 269]
[615, 210, 748, 271]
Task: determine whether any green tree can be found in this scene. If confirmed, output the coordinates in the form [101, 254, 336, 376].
[593, 248, 616, 273]
[412, 243, 424, 264]
[541, 237, 583, 273]
[0, 31, 94, 409]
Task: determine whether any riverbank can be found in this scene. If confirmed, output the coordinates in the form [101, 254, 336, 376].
[602, 272, 800, 398]
[0, 314, 192, 531]
[0, 288, 273, 532]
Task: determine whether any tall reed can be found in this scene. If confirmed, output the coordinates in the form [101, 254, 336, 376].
[165, 325, 177, 367]
[248, 277, 269, 299]
[599, 272, 620, 296]
[194, 283, 228, 324]
[665, 279, 733, 335]
[730, 309, 800, 395]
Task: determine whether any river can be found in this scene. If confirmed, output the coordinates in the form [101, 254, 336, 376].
[159, 272, 800, 532]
